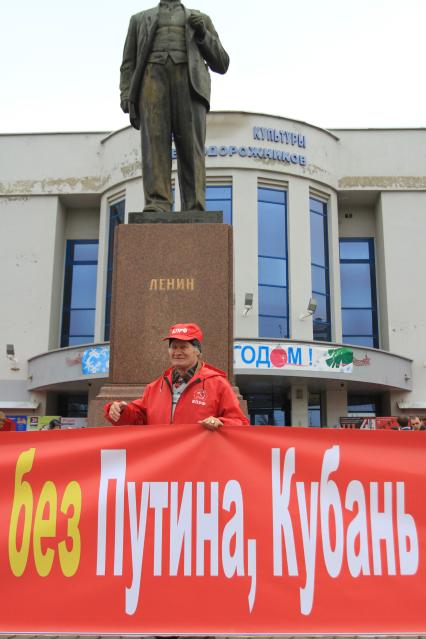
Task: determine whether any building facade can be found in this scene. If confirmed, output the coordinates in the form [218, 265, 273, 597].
[1, 112, 425, 426]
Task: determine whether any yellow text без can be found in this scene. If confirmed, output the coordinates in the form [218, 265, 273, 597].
[8, 448, 82, 577]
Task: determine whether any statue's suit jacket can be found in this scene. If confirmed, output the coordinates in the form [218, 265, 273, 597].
[120, 6, 230, 130]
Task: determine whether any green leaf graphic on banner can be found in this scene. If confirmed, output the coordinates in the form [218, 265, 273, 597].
[326, 347, 353, 368]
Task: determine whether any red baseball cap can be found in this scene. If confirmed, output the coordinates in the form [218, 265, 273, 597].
[162, 323, 203, 342]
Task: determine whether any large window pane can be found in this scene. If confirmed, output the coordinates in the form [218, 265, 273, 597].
[342, 309, 373, 335]
[71, 265, 97, 308]
[258, 187, 288, 338]
[340, 238, 378, 348]
[205, 186, 231, 200]
[259, 316, 288, 338]
[340, 240, 370, 260]
[69, 310, 95, 335]
[259, 285, 288, 317]
[310, 197, 330, 341]
[340, 263, 372, 307]
[73, 243, 99, 262]
[313, 321, 330, 342]
[310, 212, 326, 266]
[313, 293, 329, 323]
[309, 392, 322, 428]
[259, 257, 287, 287]
[309, 409, 321, 427]
[61, 240, 98, 347]
[68, 336, 93, 346]
[258, 201, 287, 258]
[258, 188, 285, 205]
[310, 198, 326, 215]
[105, 200, 125, 340]
[206, 185, 232, 224]
[311, 265, 327, 295]
[344, 335, 375, 347]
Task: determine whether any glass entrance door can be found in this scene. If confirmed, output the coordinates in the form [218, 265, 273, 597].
[247, 394, 291, 426]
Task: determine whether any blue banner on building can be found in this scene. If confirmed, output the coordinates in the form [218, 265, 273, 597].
[81, 346, 110, 375]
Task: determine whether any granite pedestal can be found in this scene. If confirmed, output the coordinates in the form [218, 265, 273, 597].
[89, 218, 237, 426]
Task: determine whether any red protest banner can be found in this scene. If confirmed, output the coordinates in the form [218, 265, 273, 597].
[0, 424, 425, 635]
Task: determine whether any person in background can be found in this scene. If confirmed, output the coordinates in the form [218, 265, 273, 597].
[410, 416, 425, 431]
[397, 416, 411, 430]
[0, 411, 16, 432]
[105, 323, 248, 429]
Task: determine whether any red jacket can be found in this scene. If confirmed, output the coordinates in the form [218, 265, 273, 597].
[104, 363, 249, 427]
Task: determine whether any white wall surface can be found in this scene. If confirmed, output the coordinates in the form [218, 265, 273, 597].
[0, 195, 62, 378]
[65, 207, 100, 240]
[287, 178, 312, 340]
[232, 169, 259, 338]
[0, 133, 106, 194]
[48, 198, 66, 350]
[338, 204, 376, 237]
[378, 191, 426, 408]
[334, 128, 426, 187]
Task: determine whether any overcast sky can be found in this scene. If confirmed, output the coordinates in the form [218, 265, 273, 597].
[1, 0, 425, 134]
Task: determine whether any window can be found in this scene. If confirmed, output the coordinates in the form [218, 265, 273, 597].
[57, 393, 88, 418]
[310, 197, 331, 341]
[105, 200, 125, 340]
[347, 394, 381, 417]
[61, 241, 98, 347]
[340, 238, 378, 347]
[308, 392, 322, 427]
[247, 392, 290, 426]
[258, 187, 288, 338]
[205, 185, 232, 224]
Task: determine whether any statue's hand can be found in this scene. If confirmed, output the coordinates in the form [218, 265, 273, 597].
[189, 12, 206, 38]
[120, 98, 129, 114]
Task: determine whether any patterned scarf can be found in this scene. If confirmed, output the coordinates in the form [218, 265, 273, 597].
[172, 363, 198, 388]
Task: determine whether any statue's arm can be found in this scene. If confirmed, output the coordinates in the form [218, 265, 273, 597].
[120, 15, 138, 112]
[195, 14, 230, 75]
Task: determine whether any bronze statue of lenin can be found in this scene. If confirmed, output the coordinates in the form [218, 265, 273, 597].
[120, 1, 230, 213]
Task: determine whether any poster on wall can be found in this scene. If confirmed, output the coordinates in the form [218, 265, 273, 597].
[339, 417, 375, 429]
[60, 417, 87, 429]
[234, 342, 354, 373]
[27, 416, 62, 431]
[81, 346, 110, 375]
[6, 415, 28, 431]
